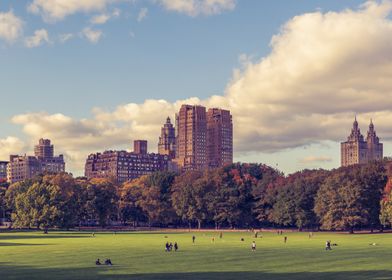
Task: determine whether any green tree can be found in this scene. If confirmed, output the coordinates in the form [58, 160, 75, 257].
[85, 178, 118, 227]
[12, 182, 64, 232]
[136, 172, 178, 226]
[171, 171, 214, 229]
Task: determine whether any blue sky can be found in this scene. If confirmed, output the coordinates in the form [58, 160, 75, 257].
[1, 0, 391, 175]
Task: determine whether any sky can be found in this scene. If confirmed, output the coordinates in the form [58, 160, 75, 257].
[1, 0, 392, 176]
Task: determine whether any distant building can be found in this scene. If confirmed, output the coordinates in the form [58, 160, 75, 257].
[175, 105, 208, 171]
[85, 140, 171, 183]
[207, 108, 233, 168]
[134, 140, 148, 155]
[341, 118, 383, 167]
[0, 161, 8, 180]
[7, 139, 65, 184]
[173, 105, 234, 171]
[158, 117, 176, 159]
[34, 138, 54, 159]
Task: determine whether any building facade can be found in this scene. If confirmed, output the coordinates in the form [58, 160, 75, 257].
[7, 139, 65, 184]
[134, 140, 148, 155]
[175, 105, 208, 171]
[207, 108, 233, 168]
[34, 138, 54, 159]
[158, 117, 176, 159]
[341, 118, 383, 167]
[0, 161, 8, 180]
[85, 140, 170, 183]
[173, 105, 233, 171]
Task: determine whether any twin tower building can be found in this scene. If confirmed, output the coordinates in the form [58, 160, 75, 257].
[85, 105, 233, 183]
[159, 105, 233, 170]
[341, 117, 383, 167]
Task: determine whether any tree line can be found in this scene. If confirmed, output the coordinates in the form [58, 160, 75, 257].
[1, 161, 392, 233]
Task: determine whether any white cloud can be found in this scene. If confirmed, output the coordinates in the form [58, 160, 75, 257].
[81, 27, 103, 44]
[90, 8, 121, 24]
[299, 156, 333, 164]
[0, 10, 23, 43]
[0, 137, 25, 161]
[224, 0, 392, 152]
[25, 29, 50, 48]
[90, 14, 111, 24]
[28, 0, 112, 22]
[59, 33, 74, 43]
[137, 7, 148, 22]
[156, 0, 236, 16]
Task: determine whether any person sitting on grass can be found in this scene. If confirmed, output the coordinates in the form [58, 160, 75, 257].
[105, 259, 112, 266]
[95, 259, 101, 265]
[325, 240, 332, 250]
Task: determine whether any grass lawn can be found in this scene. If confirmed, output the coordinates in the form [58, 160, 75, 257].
[1, 230, 392, 279]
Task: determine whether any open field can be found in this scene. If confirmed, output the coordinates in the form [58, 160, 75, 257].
[1, 231, 392, 280]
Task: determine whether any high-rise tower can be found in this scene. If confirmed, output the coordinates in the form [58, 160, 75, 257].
[341, 117, 383, 167]
[175, 105, 207, 171]
[366, 119, 383, 162]
[207, 108, 233, 168]
[158, 117, 176, 158]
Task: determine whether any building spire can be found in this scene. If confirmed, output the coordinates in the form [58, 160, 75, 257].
[353, 115, 358, 129]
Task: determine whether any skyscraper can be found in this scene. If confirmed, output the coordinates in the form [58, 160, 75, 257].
[207, 108, 233, 168]
[175, 105, 208, 171]
[341, 118, 383, 167]
[158, 117, 176, 158]
[366, 119, 383, 162]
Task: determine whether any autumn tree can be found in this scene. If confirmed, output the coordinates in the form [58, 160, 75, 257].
[136, 172, 178, 226]
[119, 178, 147, 226]
[85, 178, 118, 227]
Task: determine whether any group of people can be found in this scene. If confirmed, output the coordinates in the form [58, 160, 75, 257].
[165, 242, 179, 252]
[95, 258, 112, 266]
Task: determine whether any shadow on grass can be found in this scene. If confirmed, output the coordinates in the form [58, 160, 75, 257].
[0, 242, 51, 247]
[0, 235, 90, 241]
[0, 262, 391, 280]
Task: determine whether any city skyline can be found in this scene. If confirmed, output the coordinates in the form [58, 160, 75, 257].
[2, 1, 392, 175]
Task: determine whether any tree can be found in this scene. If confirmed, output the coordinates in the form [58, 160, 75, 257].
[171, 171, 214, 229]
[136, 172, 178, 226]
[42, 173, 87, 229]
[12, 182, 64, 232]
[314, 163, 386, 233]
[210, 164, 259, 228]
[0, 186, 7, 220]
[85, 178, 118, 227]
[119, 179, 147, 226]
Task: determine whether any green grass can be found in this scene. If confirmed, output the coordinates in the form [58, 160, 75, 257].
[1, 230, 392, 279]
